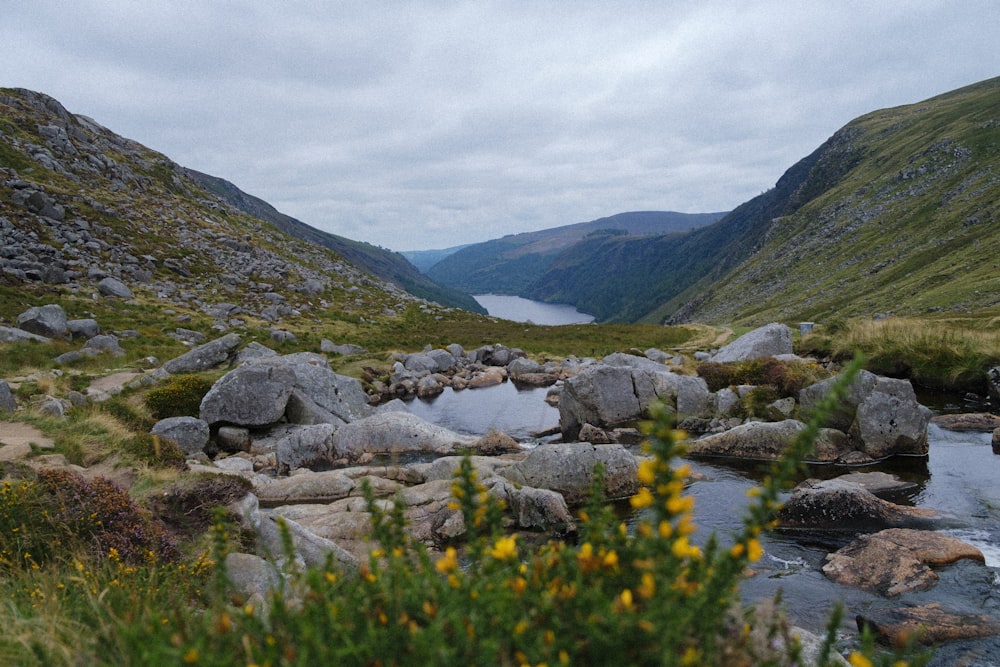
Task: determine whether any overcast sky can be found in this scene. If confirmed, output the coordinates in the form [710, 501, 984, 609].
[2, 2, 997, 251]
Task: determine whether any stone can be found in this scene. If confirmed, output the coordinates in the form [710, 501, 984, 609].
[848, 376, 929, 458]
[857, 603, 1000, 646]
[0, 326, 50, 343]
[930, 412, 1000, 432]
[493, 479, 576, 534]
[559, 365, 642, 438]
[17, 304, 68, 338]
[97, 276, 132, 298]
[223, 552, 281, 604]
[330, 412, 475, 460]
[778, 478, 943, 532]
[83, 333, 125, 356]
[150, 416, 210, 455]
[275, 423, 338, 472]
[257, 513, 358, 570]
[200, 362, 297, 427]
[687, 420, 851, 462]
[320, 340, 367, 356]
[163, 333, 242, 374]
[822, 528, 984, 596]
[0, 381, 16, 413]
[216, 426, 252, 453]
[711, 323, 793, 363]
[501, 443, 638, 505]
[66, 318, 100, 339]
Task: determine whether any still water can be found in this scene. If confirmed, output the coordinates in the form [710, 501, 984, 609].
[473, 294, 595, 325]
[407, 382, 1000, 662]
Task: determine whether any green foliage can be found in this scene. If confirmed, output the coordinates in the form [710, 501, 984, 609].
[100, 396, 154, 432]
[144, 374, 213, 419]
[0, 469, 179, 570]
[696, 358, 831, 395]
[122, 433, 187, 468]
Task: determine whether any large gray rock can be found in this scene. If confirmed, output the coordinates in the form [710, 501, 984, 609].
[687, 420, 851, 462]
[253, 353, 372, 424]
[0, 380, 17, 413]
[330, 412, 475, 460]
[17, 304, 68, 338]
[0, 326, 50, 343]
[163, 333, 242, 374]
[151, 416, 210, 455]
[83, 333, 125, 356]
[275, 423, 338, 472]
[799, 370, 880, 433]
[97, 276, 132, 298]
[223, 552, 281, 604]
[711, 323, 793, 363]
[778, 478, 943, 531]
[200, 362, 297, 427]
[67, 318, 100, 339]
[257, 513, 358, 569]
[491, 478, 576, 534]
[501, 443, 639, 505]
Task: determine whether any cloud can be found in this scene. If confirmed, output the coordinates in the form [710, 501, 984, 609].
[2, 1, 996, 250]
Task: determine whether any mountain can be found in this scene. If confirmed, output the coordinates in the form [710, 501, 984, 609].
[400, 244, 474, 273]
[669, 76, 1000, 325]
[424, 211, 725, 295]
[0, 87, 481, 319]
[0, 87, 469, 325]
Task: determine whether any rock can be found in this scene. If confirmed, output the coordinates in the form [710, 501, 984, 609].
[711, 323, 793, 363]
[849, 376, 930, 458]
[403, 353, 439, 374]
[468, 367, 506, 388]
[216, 425, 252, 453]
[275, 423, 338, 472]
[150, 416, 210, 455]
[83, 333, 125, 356]
[687, 420, 851, 462]
[857, 603, 1000, 646]
[416, 374, 447, 399]
[223, 552, 281, 604]
[492, 479, 575, 534]
[200, 362, 297, 427]
[931, 412, 1000, 432]
[471, 428, 521, 455]
[766, 397, 797, 420]
[330, 412, 475, 460]
[799, 471, 917, 498]
[778, 478, 943, 532]
[163, 333, 242, 374]
[17, 304, 68, 338]
[257, 354, 372, 423]
[822, 528, 984, 596]
[501, 443, 638, 505]
[320, 340, 367, 356]
[0, 380, 16, 413]
[578, 423, 613, 444]
[67, 318, 100, 339]
[254, 469, 359, 505]
[97, 276, 132, 298]
[0, 326, 50, 343]
[257, 513, 358, 570]
[233, 341, 279, 366]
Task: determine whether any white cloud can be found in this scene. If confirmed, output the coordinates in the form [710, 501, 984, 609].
[2, 1, 996, 249]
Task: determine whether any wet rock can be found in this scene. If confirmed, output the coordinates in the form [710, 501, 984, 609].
[857, 603, 1000, 646]
[800, 471, 917, 498]
[778, 478, 943, 532]
[822, 528, 984, 596]
[931, 412, 1000, 432]
[687, 420, 851, 462]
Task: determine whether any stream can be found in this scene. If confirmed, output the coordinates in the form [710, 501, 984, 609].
[405, 381, 1000, 664]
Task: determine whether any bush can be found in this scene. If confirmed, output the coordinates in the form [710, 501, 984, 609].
[697, 358, 830, 396]
[144, 375, 213, 419]
[121, 433, 187, 468]
[100, 396, 155, 432]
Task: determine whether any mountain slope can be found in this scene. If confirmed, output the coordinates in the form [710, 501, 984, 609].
[424, 211, 724, 295]
[181, 169, 484, 313]
[671, 76, 1000, 325]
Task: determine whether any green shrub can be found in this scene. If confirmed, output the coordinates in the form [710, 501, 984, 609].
[696, 358, 830, 396]
[100, 396, 155, 432]
[121, 433, 187, 468]
[144, 375, 214, 419]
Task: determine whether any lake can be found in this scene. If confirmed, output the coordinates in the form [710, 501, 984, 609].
[473, 294, 595, 325]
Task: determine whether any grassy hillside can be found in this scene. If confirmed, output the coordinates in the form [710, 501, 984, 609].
[674, 76, 1000, 326]
[425, 211, 723, 294]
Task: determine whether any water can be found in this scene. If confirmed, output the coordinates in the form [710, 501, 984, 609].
[473, 294, 595, 325]
[407, 381, 1000, 661]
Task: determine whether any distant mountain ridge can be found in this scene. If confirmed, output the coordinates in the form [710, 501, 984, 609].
[423, 211, 725, 296]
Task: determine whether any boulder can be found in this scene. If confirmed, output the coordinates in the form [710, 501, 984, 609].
[0, 326, 50, 343]
[258, 354, 371, 423]
[822, 528, 985, 596]
[254, 469, 359, 505]
[330, 412, 475, 460]
[97, 276, 132, 298]
[67, 318, 100, 339]
[163, 333, 242, 374]
[321, 340, 367, 356]
[200, 362, 297, 427]
[559, 365, 642, 438]
[223, 552, 281, 604]
[687, 420, 851, 462]
[0, 380, 17, 413]
[711, 323, 793, 363]
[857, 604, 1000, 646]
[150, 416, 210, 455]
[930, 412, 1000, 432]
[83, 333, 125, 356]
[275, 423, 338, 472]
[491, 478, 576, 534]
[16, 304, 68, 338]
[778, 478, 943, 532]
[501, 443, 638, 505]
[257, 513, 358, 570]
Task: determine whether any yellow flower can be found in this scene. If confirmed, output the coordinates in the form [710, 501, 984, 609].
[182, 648, 199, 664]
[658, 520, 673, 539]
[637, 459, 656, 485]
[602, 549, 619, 568]
[729, 543, 745, 559]
[848, 653, 874, 667]
[489, 536, 518, 561]
[638, 572, 656, 599]
[746, 538, 764, 563]
[630, 487, 654, 509]
[619, 588, 633, 609]
[435, 547, 458, 574]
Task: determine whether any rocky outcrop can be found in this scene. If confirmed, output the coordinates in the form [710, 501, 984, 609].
[711, 323, 793, 363]
[500, 443, 639, 505]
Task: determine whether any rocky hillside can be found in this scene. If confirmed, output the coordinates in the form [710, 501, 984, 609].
[423, 211, 724, 296]
[671, 76, 1000, 325]
[0, 87, 474, 328]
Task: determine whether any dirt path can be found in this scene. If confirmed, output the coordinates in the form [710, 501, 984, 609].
[0, 421, 55, 461]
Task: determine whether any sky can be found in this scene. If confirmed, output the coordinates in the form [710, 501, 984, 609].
[2, 3, 997, 251]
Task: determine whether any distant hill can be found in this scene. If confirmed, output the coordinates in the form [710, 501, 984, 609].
[424, 211, 725, 295]
[400, 244, 474, 273]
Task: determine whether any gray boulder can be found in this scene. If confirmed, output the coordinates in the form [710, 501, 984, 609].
[778, 478, 944, 531]
[151, 416, 210, 455]
[83, 333, 125, 356]
[200, 362, 297, 427]
[320, 340, 367, 356]
[163, 333, 242, 374]
[491, 478, 576, 534]
[330, 412, 475, 460]
[255, 354, 371, 423]
[276, 423, 338, 472]
[222, 552, 281, 605]
[17, 304, 68, 338]
[0, 326, 50, 343]
[97, 276, 132, 298]
[711, 323, 793, 363]
[67, 318, 100, 339]
[501, 443, 639, 505]
[0, 380, 17, 413]
[687, 420, 851, 462]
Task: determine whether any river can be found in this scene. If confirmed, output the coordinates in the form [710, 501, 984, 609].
[406, 382, 1000, 663]
[473, 294, 595, 325]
